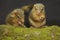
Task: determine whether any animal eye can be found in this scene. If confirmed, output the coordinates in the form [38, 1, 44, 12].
[17, 15, 21, 19]
[41, 8, 43, 12]
[41, 8, 43, 11]
[34, 7, 38, 10]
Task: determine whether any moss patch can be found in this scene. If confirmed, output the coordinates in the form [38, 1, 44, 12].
[0, 25, 60, 40]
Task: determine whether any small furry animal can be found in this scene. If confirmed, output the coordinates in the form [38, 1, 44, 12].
[5, 9, 25, 27]
[29, 3, 46, 28]
[5, 4, 33, 27]
[5, 3, 46, 28]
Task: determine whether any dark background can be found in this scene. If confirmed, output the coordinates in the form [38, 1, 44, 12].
[0, 0, 60, 26]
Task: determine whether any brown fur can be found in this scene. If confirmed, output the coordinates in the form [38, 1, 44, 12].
[6, 9, 25, 27]
[29, 3, 46, 28]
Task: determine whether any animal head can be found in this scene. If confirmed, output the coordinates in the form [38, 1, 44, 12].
[33, 3, 45, 14]
[11, 9, 24, 18]
[6, 9, 25, 26]
[30, 3, 45, 22]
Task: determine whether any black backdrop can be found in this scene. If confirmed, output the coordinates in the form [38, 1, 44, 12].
[0, 0, 60, 26]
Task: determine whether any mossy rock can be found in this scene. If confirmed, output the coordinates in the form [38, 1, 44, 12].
[0, 25, 60, 40]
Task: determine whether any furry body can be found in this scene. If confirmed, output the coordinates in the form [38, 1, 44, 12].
[6, 9, 25, 27]
[29, 3, 46, 28]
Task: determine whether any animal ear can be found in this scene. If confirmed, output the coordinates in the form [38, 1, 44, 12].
[32, 5, 37, 10]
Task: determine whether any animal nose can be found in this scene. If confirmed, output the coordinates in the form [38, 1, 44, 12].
[37, 10, 41, 14]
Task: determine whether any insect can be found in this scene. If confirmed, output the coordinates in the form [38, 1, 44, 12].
[29, 3, 46, 28]
[5, 9, 25, 27]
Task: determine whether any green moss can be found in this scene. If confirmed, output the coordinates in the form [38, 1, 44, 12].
[0, 25, 60, 40]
